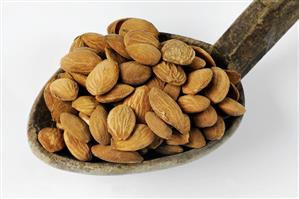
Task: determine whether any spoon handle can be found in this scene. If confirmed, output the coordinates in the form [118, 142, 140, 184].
[213, 0, 299, 78]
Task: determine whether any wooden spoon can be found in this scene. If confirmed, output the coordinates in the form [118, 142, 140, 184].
[27, 0, 298, 175]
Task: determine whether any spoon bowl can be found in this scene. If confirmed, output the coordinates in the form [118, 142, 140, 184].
[27, 33, 245, 175]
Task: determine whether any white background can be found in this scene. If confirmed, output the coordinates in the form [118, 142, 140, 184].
[2, 1, 298, 197]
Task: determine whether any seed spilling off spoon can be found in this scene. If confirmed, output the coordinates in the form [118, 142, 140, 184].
[38, 18, 245, 164]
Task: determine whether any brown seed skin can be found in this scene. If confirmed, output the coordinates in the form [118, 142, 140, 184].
[148, 87, 188, 134]
[60, 112, 91, 143]
[126, 43, 161, 66]
[218, 97, 246, 116]
[123, 85, 151, 123]
[203, 116, 225, 141]
[163, 84, 181, 100]
[61, 48, 102, 75]
[91, 145, 143, 164]
[188, 56, 206, 70]
[89, 105, 111, 145]
[119, 18, 159, 37]
[204, 67, 230, 104]
[86, 59, 119, 96]
[71, 96, 98, 116]
[228, 83, 240, 101]
[185, 128, 206, 149]
[177, 95, 210, 113]
[95, 84, 134, 103]
[225, 69, 241, 85]
[153, 61, 186, 86]
[191, 45, 216, 66]
[38, 128, 65, 153]
[43, 81, 77, 122]
[112, 124, 155, 151]
[105, 47, 127, 65]
[105, 34, 131, 59]
[49, 78, 79, 101]
[192, 106, 218, 128]
[107, 104, 136, 141]
[64, 131, 92, 161]
[69, 72, 87, 87]
[166, 131, 190, 145]
[145, 112, 172, 139]
[120, 61, 152, 86]
[182, 68, 213, 95]
[124, 30, 160, 48]
[81, 33, 107, 53]
[161, 39, 195, 65]
[156, 145, 184, 155]
[107, 18, 130, 34]
[146, 77, 165, 91]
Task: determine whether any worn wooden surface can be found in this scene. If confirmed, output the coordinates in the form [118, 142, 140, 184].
[214, 0, 299, 77]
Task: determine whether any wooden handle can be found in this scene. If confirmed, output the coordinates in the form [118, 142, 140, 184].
[213, 0, 299, 78]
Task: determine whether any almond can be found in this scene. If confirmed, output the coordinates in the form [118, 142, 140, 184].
[56, 122, 64, 130]
[105, 47, 126, 64]
[64, 131, 92, 161]
[177, 95, 210, 113]
[166, 131, 189, 145]
[147, 136, 163, 149]
[38, 127, 65, 153]
[112, 124, 155, 151]
[163, 84, 181, 100]
[123, 85, 151, 123]
[61, 48, 102, 74]
[124, 30, 160, 48]
[60, 112, 91, 143]
[155, 145, 183, 155]
[107, 18, 130, 34]
[43, 81, 77, 122]
[191, 45, 216, 66]
[148, 87, 188, 134]
[71, 96, 98, 116]
[204, 67, 230, 103]
[225, 69, 241, 84]
[119, 18, 159, 37]
[49, 78, 79, 101]
[182, 68, 213, 94]
[126, 43, 161, 66]
[81, 33, 107, 53]
[185, 128, 206, 149]
[86, 59, 119, 95]
[161, 39, 195, 65]
[57, 72, 73, 80]
[91, 145, 143, 164]
[192, 105, 218, 128]
[203, 116, 225, 140]
[78, 112, 90, 125]
[107, 104, 136, 140]
[69, 72, 87, 87]
[89, 105, 111, 145]
[105, 34, 130, 59]
[153, 61, 186, 86]
[69, 36, 85, 52]
[146, 77, 166, 91]
[182, 114, 191, 135]
[188, 56, 206, 70]
[218, 97, 246, 116]
[145, 111, 172, 139]
[95, 84, 134, 103]
[228, 83, 240, 101]
[120, 61, 152, 85]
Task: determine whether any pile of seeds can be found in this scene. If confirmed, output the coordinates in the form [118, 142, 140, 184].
[38, 18, 246, 164]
